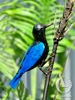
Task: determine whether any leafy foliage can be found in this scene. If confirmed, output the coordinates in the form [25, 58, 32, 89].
[0, 0, 75, 100]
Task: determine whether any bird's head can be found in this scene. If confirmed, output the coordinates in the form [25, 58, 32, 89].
[32, 23, 52, 41]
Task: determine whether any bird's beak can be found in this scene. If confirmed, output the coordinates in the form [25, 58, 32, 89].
[44, 23, 53, 28]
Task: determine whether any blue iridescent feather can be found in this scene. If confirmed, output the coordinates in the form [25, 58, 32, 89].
[9, 42, 45, 89]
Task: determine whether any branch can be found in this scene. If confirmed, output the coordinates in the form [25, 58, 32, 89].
[43, 0, 75, 100]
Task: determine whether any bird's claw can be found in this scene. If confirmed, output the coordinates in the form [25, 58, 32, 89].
[39, 66, 53, 76]
[39, 67, 47, 76]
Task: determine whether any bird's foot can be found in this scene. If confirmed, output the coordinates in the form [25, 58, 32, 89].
[39, 61, 53, 76]
[39, 67, 47, 76]
[39, 67, 53, 76]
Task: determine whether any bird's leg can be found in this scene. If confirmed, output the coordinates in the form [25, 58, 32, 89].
[39, 61, 47, 76]
[39, 59, 52, 75]
[39, 52, 58, 75]
[39, 67, 47, 76]
[40, 61, 46, 67]
[39, 53, 55, 75]
[40, 58, 51, 67]
[39, 66, 53, 76]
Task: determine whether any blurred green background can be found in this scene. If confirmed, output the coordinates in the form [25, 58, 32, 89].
[0, 0, 75, 100]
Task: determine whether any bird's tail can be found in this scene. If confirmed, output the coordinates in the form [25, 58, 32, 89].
[9, 73, 23, 89]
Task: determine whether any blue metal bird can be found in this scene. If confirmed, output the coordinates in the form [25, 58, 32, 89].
[9, 23, 51, 89]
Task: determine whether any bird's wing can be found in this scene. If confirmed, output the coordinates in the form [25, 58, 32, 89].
[9, 42, 45, 89]
[19, 42, 45, 73]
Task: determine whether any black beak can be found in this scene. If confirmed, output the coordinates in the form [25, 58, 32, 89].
[44, 23, 53, 28]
